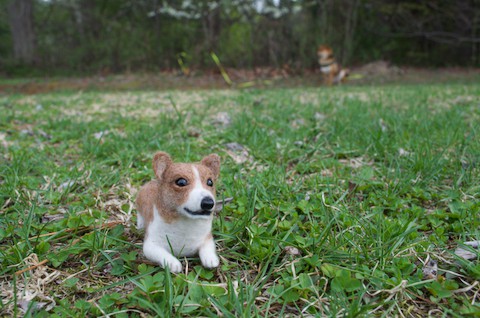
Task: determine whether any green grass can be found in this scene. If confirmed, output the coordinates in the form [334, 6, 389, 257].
[1, 84, 479, 317]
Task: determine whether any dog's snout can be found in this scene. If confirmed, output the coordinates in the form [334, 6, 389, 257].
[201, 197, 215, 210]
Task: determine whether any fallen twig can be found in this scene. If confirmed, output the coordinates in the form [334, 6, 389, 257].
[15, 259, 49, 276]
[30, 221, 123, 240]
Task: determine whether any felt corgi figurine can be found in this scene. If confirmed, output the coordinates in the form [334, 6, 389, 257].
[136, 152, 221, 273]
[317, 45, 350, 85]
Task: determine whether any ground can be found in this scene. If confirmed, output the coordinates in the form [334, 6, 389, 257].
[0, 66, 479, 93]
[0, 72, 479, 317]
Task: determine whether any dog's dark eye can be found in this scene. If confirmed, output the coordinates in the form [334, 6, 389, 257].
[206, 178, 213, 187]
[175, 178, 188, 187]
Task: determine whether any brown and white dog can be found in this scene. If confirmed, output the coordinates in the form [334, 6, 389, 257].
[317, 45, 349, 85]
[136, 152, 221, 273]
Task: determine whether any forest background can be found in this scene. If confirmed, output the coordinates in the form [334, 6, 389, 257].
[2, 0, 480, 77]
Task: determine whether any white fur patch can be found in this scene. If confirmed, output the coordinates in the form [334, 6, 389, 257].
[137, 214, 144, 229]
[152, 205, 212, 256]
[143, 204, 216, 272]
[320, 65, 332, 74]
[199, 237, 220, 268]
[177, 166, 215, 219]
[334, 69, 348, 83]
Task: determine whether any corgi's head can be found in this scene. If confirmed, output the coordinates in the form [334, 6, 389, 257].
[317, 45, 333, 60]
[153, 152, 220, 219]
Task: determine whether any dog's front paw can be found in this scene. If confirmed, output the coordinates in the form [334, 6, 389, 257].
[200, 253, 220, 269]
[162, 257, 183, 273]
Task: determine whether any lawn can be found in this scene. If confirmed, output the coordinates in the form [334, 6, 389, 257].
[1, 83, 479, 317]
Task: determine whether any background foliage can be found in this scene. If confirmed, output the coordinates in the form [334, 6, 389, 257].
[2, 0, 480, 76]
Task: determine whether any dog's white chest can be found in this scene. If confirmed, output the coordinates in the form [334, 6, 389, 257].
[148, 205, 212, 257]
[320, 65, 332, 73]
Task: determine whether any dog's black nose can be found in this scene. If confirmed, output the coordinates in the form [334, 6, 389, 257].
[201, 197, 215, 210]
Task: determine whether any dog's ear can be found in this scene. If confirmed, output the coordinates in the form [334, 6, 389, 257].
[153, 152, 172, 180]
[201, 153, 220, 178]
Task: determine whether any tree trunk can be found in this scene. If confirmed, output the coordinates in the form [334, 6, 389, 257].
[340, 0, 359, 65]
[201, 4, 221, 53]
[473, 3, 479, 65]
[7, 0, 36, 64]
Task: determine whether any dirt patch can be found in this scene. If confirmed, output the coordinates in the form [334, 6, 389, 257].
[0, 67, 479, 94]
[356, 60, 403, 77]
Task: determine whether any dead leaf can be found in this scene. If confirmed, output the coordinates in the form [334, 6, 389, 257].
[2, 254, 59, 315]
[314, 112, 326, 121]
[320, 169, 333, 177]
[57, 180, 75, 192]
[212, 112, 232, 128]
[455, 240, 480, 260]
[379, 118, 388, 132]
[225, 142, 253, 164]
[37, 129, 52, 140]
[398, 148, 411, 156]
[103, 198, 124, 213]
[304, 192, 311, 201]
[93, 130, 110, 139]
[19, 127, 51, 139]
[348, 181, 358, 193]
[0, 132, 12, 149]
[339, 156, 373, 169]
[284, 246, 301, 256]
[422, 259, 438, 279]
[187, 128, 202, 137]
[290, 118, 305, 129]
[18, 299, 50, 313]
[41, 213, 65, 223]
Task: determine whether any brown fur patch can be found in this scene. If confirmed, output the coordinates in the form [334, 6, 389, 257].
[153, 152, 172, 180]
[201, 154, 220, 178]
[136, 180, 180, 227]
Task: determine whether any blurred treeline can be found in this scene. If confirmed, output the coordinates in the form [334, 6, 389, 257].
[2, 0, 479, 75]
